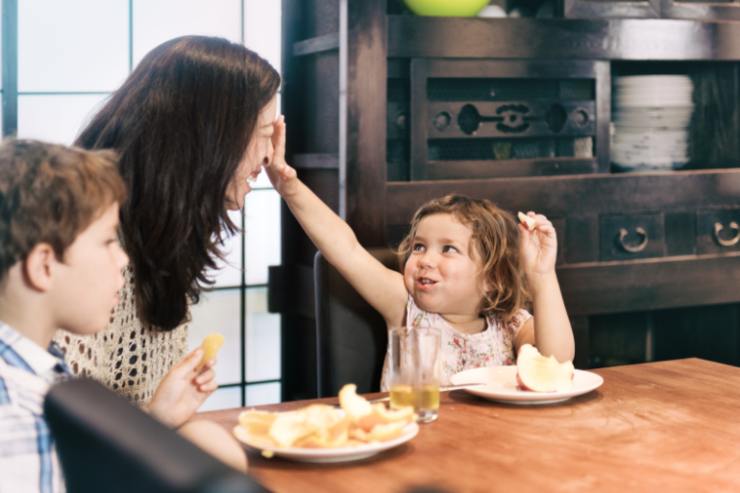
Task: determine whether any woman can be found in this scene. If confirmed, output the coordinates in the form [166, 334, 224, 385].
[55, 35, 281, 404]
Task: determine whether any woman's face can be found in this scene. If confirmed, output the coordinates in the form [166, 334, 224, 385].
[225, 95, 278, 210]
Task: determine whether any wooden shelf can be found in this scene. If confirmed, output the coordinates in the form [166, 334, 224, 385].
[385, 168, 740, 222]
[387, 17, 740, 61]
[559, 253, 740, 315]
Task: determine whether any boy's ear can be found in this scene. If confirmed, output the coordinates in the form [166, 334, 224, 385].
[23, 243, 57, 292]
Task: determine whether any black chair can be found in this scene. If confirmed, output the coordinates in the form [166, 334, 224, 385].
[313, 248, 399, 397]
[44, 378, 269, 493]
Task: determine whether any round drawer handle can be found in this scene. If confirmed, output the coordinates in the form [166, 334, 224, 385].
[713, 221, 740, 247]
[618, 227, 648, 253]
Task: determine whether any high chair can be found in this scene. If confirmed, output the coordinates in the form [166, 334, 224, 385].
[313, 248, 399, 397]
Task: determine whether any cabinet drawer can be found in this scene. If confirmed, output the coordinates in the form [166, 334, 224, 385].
[600, 213, 664, 261]
[697, 209, 740, 254]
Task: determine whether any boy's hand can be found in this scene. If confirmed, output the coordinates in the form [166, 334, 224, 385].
[146, 348, 218, 429]
[518, 211, 558, 284]
[265, 115, 298, 196]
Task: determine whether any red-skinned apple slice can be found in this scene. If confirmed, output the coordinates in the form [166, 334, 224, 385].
[516, 344, 575, 392]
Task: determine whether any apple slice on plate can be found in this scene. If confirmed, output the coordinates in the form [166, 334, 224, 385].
[516, 344, 574, 392]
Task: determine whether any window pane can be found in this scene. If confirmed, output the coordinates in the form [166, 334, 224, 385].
[246, 382, 281, 406]
[18, 94, 108, 145]
[199, 386, 241, 412]
[0, 1, 3, 91]
[246, 288, 280, 382]
[19, 0, 128, 92]
[133, 0, 241, 65]
[245, 190, 281, 285]
[207, 210, 243, 288]
[245, 0, 282, 73]
[188, 289, 242, 385]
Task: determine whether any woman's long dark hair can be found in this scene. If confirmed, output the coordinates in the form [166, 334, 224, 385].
[76, 36, 280, 330]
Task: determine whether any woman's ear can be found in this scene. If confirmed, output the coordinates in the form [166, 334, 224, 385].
[23, 243, 57, 292]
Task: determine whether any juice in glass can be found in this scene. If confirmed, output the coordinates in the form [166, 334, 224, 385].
[388, 326, 441, 422]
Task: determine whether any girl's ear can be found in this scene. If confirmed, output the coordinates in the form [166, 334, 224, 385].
[23, 243, 56, 292]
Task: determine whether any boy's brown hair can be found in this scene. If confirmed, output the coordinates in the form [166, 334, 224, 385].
[0, 139, 126, 280]
[397, 194, 529, 323]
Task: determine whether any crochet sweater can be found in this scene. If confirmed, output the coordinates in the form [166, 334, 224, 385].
[54, 267, 188, 404]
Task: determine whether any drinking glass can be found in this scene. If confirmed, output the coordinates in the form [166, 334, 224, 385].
[388, 326, 441, 423]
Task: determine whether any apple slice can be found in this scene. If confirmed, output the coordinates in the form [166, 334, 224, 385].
[516, 344, 574, 392]
[517, 211, 536, 231]
[338, 384, 373, 423]
[198, 332, 224, 369]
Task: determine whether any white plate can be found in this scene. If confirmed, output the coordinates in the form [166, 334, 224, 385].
[449, 366, 603, 405]
[233, 421, 419, 463]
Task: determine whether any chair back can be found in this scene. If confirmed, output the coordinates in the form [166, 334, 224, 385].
[44, 378, 268, 493]
[313, 248, 399, 397]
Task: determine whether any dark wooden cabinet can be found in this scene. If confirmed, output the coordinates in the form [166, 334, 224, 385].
[561, 0, 661, 19]
[660, 0, 740, 20]
[276, 0, 740, 400]
[406, 59, 609, 180]
[561, 0, 740, 19]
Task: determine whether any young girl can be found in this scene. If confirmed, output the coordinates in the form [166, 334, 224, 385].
[266, 118, 575, 387]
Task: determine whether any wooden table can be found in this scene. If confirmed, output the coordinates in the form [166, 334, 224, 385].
[200, 359, 740, 492]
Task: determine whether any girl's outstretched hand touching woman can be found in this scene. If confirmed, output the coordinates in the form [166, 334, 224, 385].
[265, 115, 297, 195]
[264, 115, 407, 326]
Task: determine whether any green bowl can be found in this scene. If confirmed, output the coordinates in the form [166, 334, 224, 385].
[403, 0, 490, 16]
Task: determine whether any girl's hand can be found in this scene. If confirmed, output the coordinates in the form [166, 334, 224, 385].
[146, 348, 218, 429]
[265, 115, 298, 196]
[519, 211, 558, 283]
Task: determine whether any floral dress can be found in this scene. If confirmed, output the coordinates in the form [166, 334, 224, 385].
[380, 296, 531, 390]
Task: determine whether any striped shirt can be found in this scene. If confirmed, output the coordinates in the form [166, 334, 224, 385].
[0, 322, 69, 493]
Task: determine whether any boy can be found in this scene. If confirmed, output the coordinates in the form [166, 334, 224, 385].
[0, 140, 243, 493]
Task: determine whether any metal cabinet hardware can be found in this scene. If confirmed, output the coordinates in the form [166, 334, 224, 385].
[618, 227, 649, 253]
[713, 221, 740, 247]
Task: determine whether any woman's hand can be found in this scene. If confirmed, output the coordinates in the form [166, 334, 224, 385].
[145, 348, 218, 429]
[265, 115, 298, 196]
[519, 212, 558, 286]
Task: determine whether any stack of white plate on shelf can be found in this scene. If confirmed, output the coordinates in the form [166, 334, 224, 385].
[611, 75, 694, 172]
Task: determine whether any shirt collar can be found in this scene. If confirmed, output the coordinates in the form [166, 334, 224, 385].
[0, 321, 67, 379]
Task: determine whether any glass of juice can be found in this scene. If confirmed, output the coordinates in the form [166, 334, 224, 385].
[410, 326, 441, 423]
[388, 328, 415, 410]
[388, 326, 441, 423]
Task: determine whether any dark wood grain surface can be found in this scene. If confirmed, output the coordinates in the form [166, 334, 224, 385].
[200, 358, 740, 492]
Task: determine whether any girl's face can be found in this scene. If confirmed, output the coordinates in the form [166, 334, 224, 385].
[403, 213, 488, 322]
[225, 95, 278, 210]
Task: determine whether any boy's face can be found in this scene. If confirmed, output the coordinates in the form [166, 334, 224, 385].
[51, 203, 128, 335]
[403, 213, 488, 320]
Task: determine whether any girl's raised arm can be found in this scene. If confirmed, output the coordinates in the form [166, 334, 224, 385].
[516, 212, 575, 362]
[265, 116, 408, 327]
